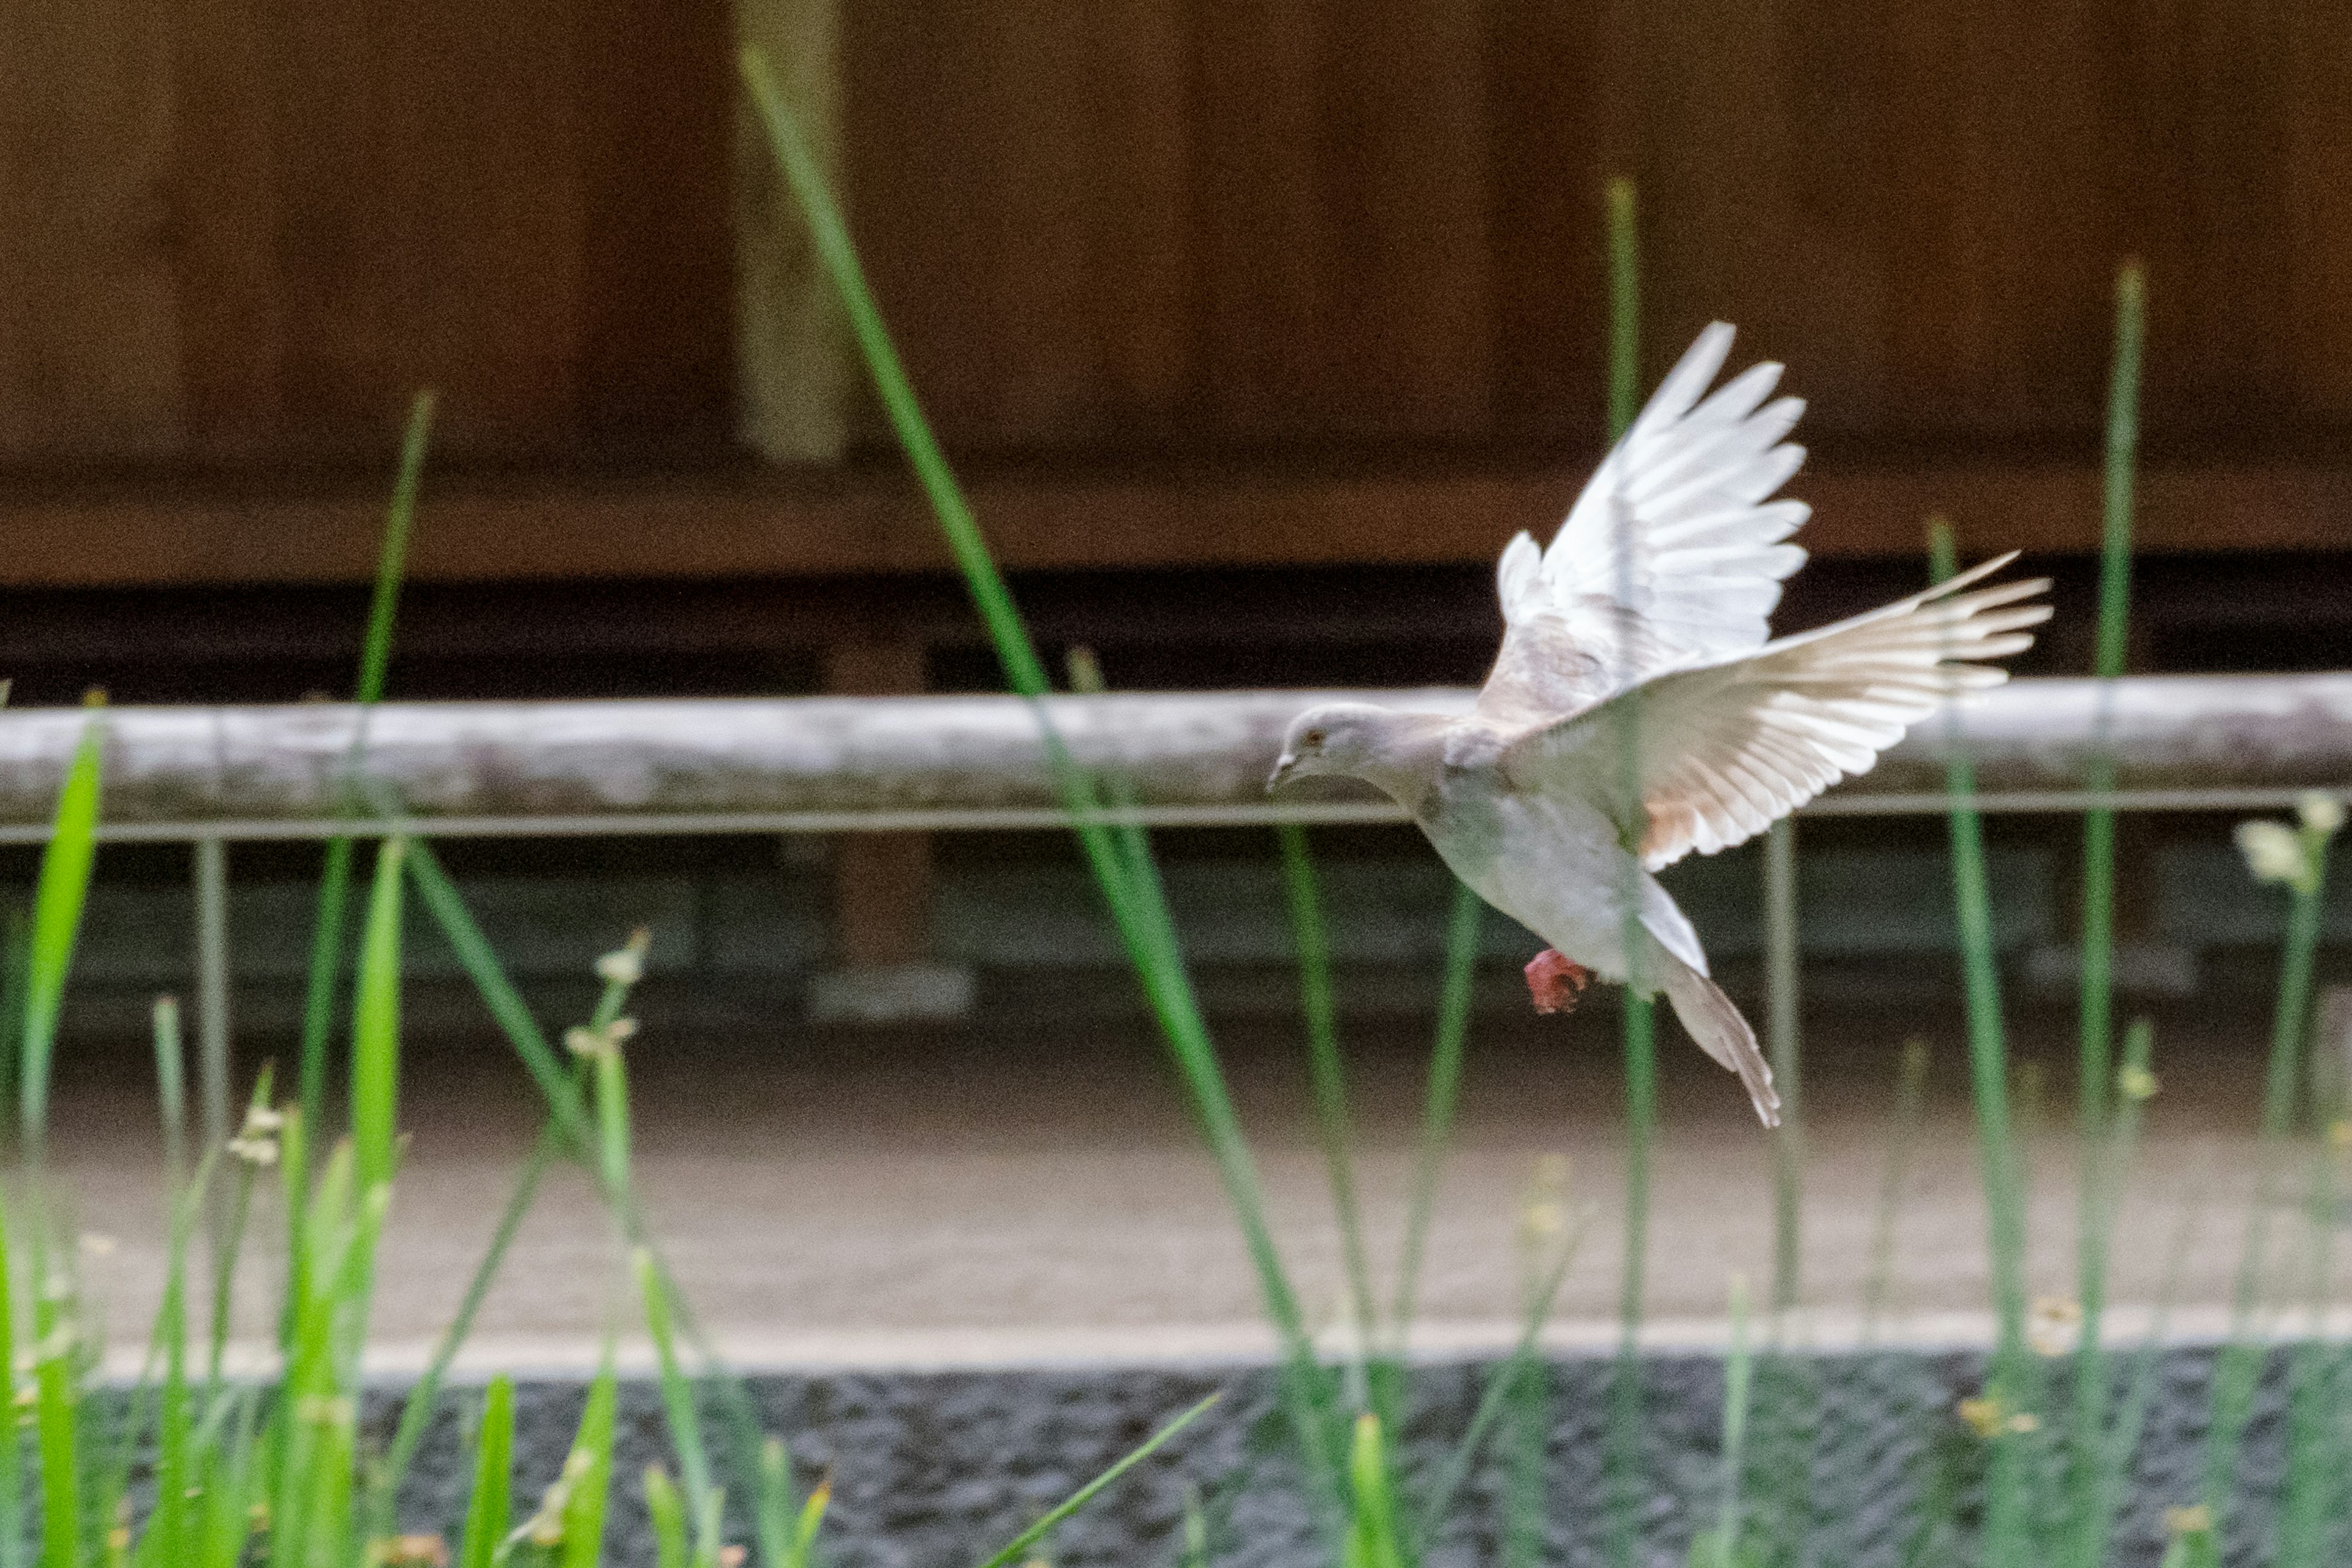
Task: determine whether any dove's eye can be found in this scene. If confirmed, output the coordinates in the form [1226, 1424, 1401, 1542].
[1302, 728, 1325, 749]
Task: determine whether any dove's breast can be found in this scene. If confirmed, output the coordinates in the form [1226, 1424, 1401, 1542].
[1415, 769, 1649, 983]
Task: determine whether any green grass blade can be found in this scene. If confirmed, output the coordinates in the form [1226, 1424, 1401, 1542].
[753, 1437, 794, 1568]
[133, 1155, 208, 1568]
[402, 840, 591, 1153]
[300, 391, 434, 1151]
[0, 904, 27, 1154]
[2272, 1121, 2346, 1568]
[299, 1398, 357, 1568]
[458, 1376, 516, 1568]
[153, 997, 187, 1191]
[1390, 880, 1482, 1339]
[740, 45, 1338, 1524]
[375, 1115, 566, 1518]
[560, 1355, 620, 1568]
[20, 712, 103, 1166]
[1764, 820, 1804, 1322]
[2200, 802, 2337, 1532]
[1277, 824, 1376, 1352]
[1344, 1413, 1404, 1568]
[355, 394, 433, 709]
[1711, 1278, 1755, 1567]
[972, 1393, 1218, 1568]
[372, 867, 794, 1562]
[636, 1250, 716, 1544]
[1602, 168, 1654, 1568]
[646, 1466, 689, 1568]
[1500, 1358, 1549, 1568]
[1927, 519, 2035, 1561]
[379, 938, 641, 1523]
[2086, 1148, 2207, 1566]
[207, 1130, 268, 1389]
[351, 837, 407, 1191]
[733, 51, 1308, 1346]
[594, 1042, 630, 1202]
[298, 839, 358, 1172]
[2073, 262, 2143, 1464]
[790, 1473, 828, 1568]
[1411, 1210, 1588, 1550]
[1862, 1041, 1931, 1341]
[2065, 1019, 2155, 1568]
[273, 1136, 351, 1566]
[32, 1280, 79, 1568]
[1605, 176, 1640, 439]
[0, 1188, 23, 1568]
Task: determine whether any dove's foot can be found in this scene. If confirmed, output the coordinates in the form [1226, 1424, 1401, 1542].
[1525, 949, 1591, 1015]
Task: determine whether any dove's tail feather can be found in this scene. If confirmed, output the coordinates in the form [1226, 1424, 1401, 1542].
[1656, 951, 1781, 1128]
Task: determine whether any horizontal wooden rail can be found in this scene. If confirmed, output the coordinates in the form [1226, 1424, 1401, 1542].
[0, 673, 2340, 840]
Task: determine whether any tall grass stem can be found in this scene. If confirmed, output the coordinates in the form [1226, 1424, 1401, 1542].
[1602, 168, 1653, 1568]
[1928, 519, 2034, 1561]
[1390, 881, 1483, 1338]
[19, 714, 102, 1166]
[1765, 818, 1803, 1321]
[2200, 808, 2336, 1531]
[299, 393, 434, 1158]
[2074, 262, 2143, 1440]
[1277, 824, 1376, 1352]
[739, 46, 1340, 1522]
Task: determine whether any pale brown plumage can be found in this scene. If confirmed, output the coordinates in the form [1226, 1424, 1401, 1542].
[1271, 324, 2051, 1125]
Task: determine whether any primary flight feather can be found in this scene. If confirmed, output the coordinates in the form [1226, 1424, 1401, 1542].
[1267, 323, 2052, 1127]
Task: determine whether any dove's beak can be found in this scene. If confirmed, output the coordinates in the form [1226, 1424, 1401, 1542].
[1267, 753, 1297, 793]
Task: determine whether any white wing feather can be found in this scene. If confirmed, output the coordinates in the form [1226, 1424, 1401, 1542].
[1503, 553, 2054, 869]
[1490, 323, 1811, 696]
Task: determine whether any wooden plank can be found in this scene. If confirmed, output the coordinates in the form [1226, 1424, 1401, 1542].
[170, 0, 288, 459]
[2283, 0, 2352, 418]
[1191, 1, 1335, 441]
[1483, 1, 1608, 445]
[1085, 0, 1196, 434]
[1322, 0, 1494, 440]
[266, 0, 589, 460]
[0, 0, 185, 458]
[0, 459, 2340, 589]
[841, 2, 998, 443]
[581, 0, 736, 453]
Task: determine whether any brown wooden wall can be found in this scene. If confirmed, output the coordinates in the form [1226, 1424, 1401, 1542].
[844, 1, 2352, 462]
[1, 0, 2346, 576]
[0, 0, 734, 467]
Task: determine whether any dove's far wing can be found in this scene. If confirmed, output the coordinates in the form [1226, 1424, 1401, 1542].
[1501, 555, 2052, 869]
[1477, 323, 1811, 728]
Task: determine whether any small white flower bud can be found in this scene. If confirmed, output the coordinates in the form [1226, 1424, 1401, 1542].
[2237, 820, 2312, 892]
[2299, 791, 2345, 837]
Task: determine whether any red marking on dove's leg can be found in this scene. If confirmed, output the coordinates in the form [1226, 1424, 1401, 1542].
[1524, 949, 1591, 1014]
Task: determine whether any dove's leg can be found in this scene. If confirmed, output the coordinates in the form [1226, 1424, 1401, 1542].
[1524, 949, 1591, 1014]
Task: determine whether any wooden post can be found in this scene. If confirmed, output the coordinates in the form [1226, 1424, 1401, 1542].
[734, 0, 850, 464]
[823, 633, 933, 968]
[807, 628, 975, 1022]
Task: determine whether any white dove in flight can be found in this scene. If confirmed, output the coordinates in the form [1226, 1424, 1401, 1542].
[1267, 323, 2051, 1126]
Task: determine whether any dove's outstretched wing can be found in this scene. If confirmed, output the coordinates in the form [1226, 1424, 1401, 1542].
[1476, 323, 1810, 728]
[1500, 554, 2052, 869]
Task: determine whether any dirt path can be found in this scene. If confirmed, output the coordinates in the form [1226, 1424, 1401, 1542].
[36, 997, 2304, 1371]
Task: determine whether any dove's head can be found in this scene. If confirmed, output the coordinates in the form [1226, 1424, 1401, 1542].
[1268, 703, 1406, 793]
